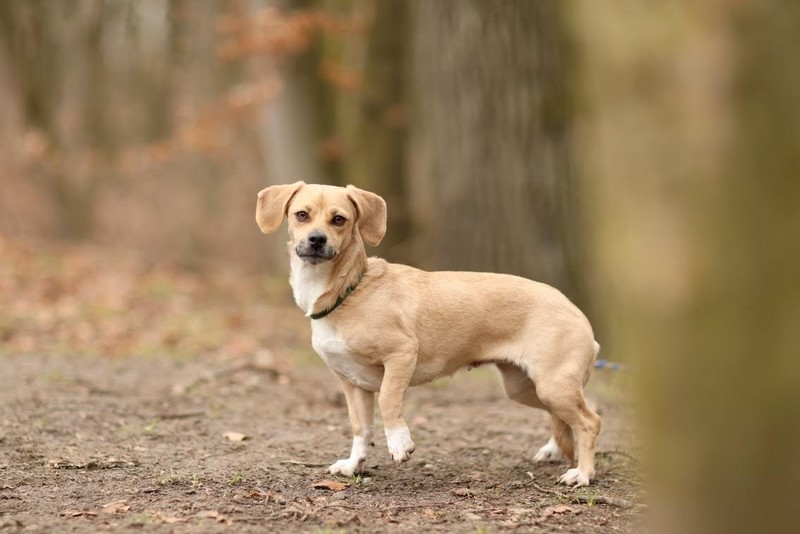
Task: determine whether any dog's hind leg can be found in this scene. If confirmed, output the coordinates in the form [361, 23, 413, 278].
[496, 363, 567, 463]
[329, 374, 375, 477]
[534, 367, 601, 487]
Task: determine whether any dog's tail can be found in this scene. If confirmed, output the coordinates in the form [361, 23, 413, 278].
[552, 415, 575, 464]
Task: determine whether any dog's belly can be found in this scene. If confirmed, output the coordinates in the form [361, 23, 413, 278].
[311, 320, 384, 391]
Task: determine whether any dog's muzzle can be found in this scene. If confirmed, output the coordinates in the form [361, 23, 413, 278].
[296, 230, 336, 264]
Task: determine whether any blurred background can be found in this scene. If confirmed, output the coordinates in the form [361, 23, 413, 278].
[0, 0, 586, 288]
[1, 1, 798, 532]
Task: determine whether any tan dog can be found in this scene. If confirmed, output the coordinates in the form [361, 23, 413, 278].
[256, 182, 602, 487]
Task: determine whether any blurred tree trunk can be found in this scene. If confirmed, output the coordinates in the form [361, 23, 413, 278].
[4, 0, 107, 239]
[342, 0, 410, 254]
[0, 0, 170, 239]
[256, 0, 330, 271]
[256, 0, 411, 265]
[571, 0, 800, 532]
[260, 0, 327, 189]
[408, 0, 589, 311]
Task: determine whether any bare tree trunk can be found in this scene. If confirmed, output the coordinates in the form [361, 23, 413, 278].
[571, 0, 800, 531]
[37, 0, 105, 238]
[408, 0, 588, 310]
[259, 0, 327, 189]
[343, 0, 409, 255]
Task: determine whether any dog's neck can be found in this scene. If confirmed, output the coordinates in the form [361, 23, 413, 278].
[288, 238, 368, 317]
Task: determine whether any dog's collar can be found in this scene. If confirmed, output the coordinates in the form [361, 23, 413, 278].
[309, 271, 366, 320]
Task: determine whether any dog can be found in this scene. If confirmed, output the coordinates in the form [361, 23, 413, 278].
[256, 182, 601, 487]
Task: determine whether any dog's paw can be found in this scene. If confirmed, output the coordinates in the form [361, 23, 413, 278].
[385, 426, 415, 465]
[558, 467, 591, 487]
[534, 437, 564, 463]
[328, 458, 364, 477]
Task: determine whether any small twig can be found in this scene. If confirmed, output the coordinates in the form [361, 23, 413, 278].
[152, 411, 206, 420]
[530, 481, 566, 497]
[319, 499, 467, 514]
[231, 516, 270, 522]
[278, 460, 327, 468]
[383, 499, 463, 512]
[318, 503, 362, 511]
[573, 495, 634, 509]
[597, 450, 639, 462]
[73, 378, 115, 395]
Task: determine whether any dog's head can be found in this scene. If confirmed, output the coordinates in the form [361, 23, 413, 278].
[256, 182, 387, 264]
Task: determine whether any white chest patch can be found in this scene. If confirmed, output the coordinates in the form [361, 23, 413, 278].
[289, 254, 332, 315]
[311, 320, 383, 391]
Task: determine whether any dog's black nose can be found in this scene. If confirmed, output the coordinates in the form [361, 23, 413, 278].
[307, 231, 327, 250]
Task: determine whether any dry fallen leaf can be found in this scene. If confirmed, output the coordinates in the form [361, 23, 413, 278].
[222, 431, 248, 442]
[101, 500, 130, 515]
[311, 479, 348, 492]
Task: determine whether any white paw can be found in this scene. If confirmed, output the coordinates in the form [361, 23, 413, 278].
[534, 437, 563, 463]
[558, 467, 591, 487]
[329, 435, 368, 476]
[385, 426, 415, 464]
[328, 458, 364, 477]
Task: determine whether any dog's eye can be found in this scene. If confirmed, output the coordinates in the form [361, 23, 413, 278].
[295, 211, 309, 222]
[332, 215, 346, 226]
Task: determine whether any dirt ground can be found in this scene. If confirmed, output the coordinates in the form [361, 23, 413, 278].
[0, 350, 641, 533]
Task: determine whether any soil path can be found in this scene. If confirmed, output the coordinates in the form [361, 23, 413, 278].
[1, 353, 640, 532]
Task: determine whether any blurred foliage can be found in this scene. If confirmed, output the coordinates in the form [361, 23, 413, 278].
[0, 0, 589, 317]
[0, 1, 362, 269]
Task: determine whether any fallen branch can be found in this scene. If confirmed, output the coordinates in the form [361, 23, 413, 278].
[383, 500, 463, 512]
[530, 481, 564, 496]
[529, 480, 635, 509]
[573, 495, 634, 509]
[279, 460, 327, 468]
[319, 499, 464, 513]
[49, 458, 137, 470]
[152, 411, 206, 420]
[597, 450, 639, 462]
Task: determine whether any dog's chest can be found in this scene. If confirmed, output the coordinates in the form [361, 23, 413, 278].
[311, 320, 383, 392]
[290, 261, 331, 314]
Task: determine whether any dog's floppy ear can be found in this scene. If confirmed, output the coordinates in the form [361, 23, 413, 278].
[346, 185, 387, 246]
[256, 181, 305, 234]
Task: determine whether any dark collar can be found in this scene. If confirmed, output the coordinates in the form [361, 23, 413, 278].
[309, 271, 366, 320]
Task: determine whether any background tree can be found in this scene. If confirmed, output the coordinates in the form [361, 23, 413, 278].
[408, 0, 590, 312]
[571, 0, 800, 531]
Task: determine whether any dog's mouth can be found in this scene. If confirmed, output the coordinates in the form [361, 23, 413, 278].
[295, 246, 336, 264]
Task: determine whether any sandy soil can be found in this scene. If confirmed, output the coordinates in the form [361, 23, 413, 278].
[0, 349, 641, 533]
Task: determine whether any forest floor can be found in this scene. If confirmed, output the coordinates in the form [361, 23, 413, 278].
[0, 238, 643, 532]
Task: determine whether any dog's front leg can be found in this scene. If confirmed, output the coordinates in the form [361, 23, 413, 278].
[379, 356, 416, 465]
[329, 375, 375, 477]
